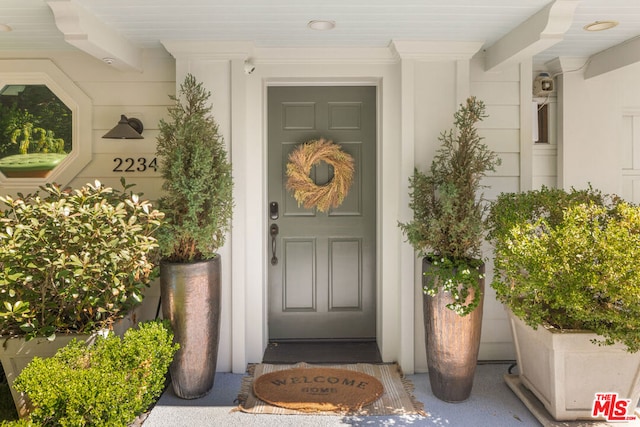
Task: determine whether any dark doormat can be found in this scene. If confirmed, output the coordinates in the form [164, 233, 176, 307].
[262, 341, 383, 364]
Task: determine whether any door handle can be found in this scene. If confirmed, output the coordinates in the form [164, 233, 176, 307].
[270, 224, 279, 265]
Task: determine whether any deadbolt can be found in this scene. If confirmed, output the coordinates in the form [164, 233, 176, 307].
[269, 201, 279, 220]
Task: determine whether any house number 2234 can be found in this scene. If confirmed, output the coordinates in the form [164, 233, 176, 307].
[112, 157, 158, 173]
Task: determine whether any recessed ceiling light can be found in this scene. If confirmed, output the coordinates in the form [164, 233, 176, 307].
[0, 24, 12, 32]
[308, 20, 335, 31]
[583, 20, 619, 32]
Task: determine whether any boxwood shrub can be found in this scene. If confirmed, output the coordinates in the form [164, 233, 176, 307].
[9, 320, 178, 426]
[487, 186, 640, 352]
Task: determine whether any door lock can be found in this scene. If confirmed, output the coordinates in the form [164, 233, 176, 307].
[269, 202, 279, 220]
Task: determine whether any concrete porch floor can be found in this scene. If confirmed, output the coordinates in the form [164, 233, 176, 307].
[142, 363, 548, 426]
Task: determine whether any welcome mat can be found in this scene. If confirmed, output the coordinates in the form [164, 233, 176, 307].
[236, 362, 426, 416]
[253, 366, 384, 412]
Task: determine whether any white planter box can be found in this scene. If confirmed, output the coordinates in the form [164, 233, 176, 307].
[508, 311, 640, 421]
[0, 334, 94, 418]
[0, 304, 156, 418]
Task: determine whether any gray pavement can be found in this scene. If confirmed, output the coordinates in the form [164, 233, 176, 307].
[143, 363, 542, 426]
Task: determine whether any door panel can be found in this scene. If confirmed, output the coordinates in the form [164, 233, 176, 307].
[268, 86, 376, 340]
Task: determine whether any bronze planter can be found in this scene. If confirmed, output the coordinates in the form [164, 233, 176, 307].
[160, 257, 221, 399]
[422, 257, 484, 402]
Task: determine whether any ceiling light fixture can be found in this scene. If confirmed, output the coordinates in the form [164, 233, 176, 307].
[583, 20, 619, 32]
[0, 24, 12, 32]
[308, 20, 335, 31]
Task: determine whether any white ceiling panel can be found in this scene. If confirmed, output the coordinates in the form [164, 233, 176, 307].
[0, 0, 639, 71]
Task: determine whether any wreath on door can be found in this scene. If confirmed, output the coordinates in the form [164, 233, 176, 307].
[286, 138, 354, 212]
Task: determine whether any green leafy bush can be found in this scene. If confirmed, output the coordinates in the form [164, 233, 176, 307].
[12, 321, 178, 426]
[399, 97, 500, 315]
[0, 180, 163, 340]
[487, 186, 640, 352]
[155, 74, 233, 262]
[11, 123, 65, 155]
[0, 419, 30, 427]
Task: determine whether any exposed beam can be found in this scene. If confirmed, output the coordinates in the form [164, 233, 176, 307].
[47, 0, 142, 72]
[484, 0, 579, 71]
[391, 40, 483, 61]
[584, 36, 640, 79]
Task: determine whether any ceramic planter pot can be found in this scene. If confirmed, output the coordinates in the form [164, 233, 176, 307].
[508, 311, 640, 421]
[422, 258, 484, 402]
[160, 257, 221, 399]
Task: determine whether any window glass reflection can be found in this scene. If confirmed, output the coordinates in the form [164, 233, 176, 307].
[0, 84, 72, 178]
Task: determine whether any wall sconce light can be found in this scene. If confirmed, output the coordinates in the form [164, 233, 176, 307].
[102, 115, 144, 139]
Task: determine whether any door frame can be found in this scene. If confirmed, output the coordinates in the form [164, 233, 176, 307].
[233, 56, 416, 375]
[245, 66, 412, 373]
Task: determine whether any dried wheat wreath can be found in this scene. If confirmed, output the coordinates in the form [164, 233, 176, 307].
[286, 139, 354, 212]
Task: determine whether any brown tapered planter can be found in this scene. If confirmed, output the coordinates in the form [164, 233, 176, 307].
[160, 256, 221, 399]
[422, 257, 484, 402]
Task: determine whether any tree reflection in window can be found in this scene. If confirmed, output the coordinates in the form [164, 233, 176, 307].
[0, 85, 72, 177]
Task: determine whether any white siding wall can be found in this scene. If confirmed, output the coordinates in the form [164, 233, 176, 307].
[470, 56, 521, 362]
[553, 60, 620, 195]
[64, 50, 175, 198]
[622, 113, 640, 202]
[615, 62, 640, 204]
[549, 59, 640, 202]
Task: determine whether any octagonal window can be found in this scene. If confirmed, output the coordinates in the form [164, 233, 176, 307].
[0, 60, 93, 194]
[0, 84, 72, 178]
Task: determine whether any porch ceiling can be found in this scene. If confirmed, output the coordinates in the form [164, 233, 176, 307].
[1, 0, 640, 76]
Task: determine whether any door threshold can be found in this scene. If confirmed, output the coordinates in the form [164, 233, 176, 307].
[262, 341, 382, 364]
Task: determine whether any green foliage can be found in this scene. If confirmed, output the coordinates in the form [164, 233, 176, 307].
[423, 256, 485, 316]
[399, 97, 500, 315]
[0, 419, 30, 427]
[10, 123, 65, 155]
[0, 180, 164, 340]
[487, 186, 640, 352]
[156, 74, 233, 262]
[0, 107, 32, 157]
[12, 321, 179, 427]
[0, 85, 72, 156]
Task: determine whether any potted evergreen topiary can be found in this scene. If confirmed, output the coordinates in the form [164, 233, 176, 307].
[399, 97, 500, 402]
[486, 186, 640, 421]
[0, 179, 163, 417]
[155, 74, 233, 399]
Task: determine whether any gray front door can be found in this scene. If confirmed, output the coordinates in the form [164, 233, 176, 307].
[267, 86, 376, 340]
